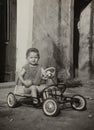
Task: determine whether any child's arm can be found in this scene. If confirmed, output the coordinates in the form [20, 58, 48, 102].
[18, 68, 32, 87]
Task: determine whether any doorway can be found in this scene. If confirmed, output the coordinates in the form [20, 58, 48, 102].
[0, 0, 17, 82]
[73, 0, 91, 77]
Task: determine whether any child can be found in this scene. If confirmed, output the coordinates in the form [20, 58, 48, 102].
[14, 48, 47, 103]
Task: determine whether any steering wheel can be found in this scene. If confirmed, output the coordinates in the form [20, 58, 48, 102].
[41, 67, 56, 80]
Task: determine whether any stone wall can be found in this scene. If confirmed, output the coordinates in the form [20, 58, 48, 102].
[32, 0, 72, 80]
[15, 0, 92, 80]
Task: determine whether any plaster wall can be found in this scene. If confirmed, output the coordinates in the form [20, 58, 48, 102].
[16, 0, 34, 72]
[79, 3, 91, 79]
[32, 0, 72, 80]
[16, 0, 92, 80]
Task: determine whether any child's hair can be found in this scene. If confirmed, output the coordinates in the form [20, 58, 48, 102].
[26, 48, 40, 58]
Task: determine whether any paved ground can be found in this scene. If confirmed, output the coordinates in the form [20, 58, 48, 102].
[0, 80, 94, 130]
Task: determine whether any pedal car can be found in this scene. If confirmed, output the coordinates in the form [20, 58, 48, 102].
[7, 67, 87, 116]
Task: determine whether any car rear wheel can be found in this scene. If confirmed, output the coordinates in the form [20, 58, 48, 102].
[71, 95, 86, 111]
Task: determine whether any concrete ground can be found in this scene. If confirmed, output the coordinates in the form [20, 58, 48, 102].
[0, 80, 94, 130]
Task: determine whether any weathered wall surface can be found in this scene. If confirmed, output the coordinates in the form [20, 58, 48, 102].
[15, 0, 92, 80]
[32, 0, 72, 79]
[16, 0, 34, 72]
[79, 3, 91, 79]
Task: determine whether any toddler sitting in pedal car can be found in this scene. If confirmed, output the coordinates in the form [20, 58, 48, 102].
[14, 48, 49, 104]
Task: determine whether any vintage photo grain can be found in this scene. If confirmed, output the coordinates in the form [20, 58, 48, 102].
[0, 0, 94, 130]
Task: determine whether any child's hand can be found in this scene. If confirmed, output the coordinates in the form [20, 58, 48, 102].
[24, 80, 32, 87]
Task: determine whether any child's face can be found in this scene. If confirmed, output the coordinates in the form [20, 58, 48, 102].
[27, 52, 39, 65]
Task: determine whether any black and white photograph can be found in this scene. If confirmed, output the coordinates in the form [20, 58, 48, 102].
[0, 0, 94, 130]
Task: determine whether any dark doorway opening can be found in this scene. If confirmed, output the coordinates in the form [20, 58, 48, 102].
[0, 0, 17, 82]
[73, 0, 81, 77]
[0, 44, 6, 81]
[0, 0, 8, 82]
[73, 0, 91, 77]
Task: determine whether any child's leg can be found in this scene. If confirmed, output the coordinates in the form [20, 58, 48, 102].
[14, 85, 31, 95]
[23, 87, 31, 94]
[37, 84, 48, 99]
[29, 85, 39, 104]
[14, 85, 25, 94]
[29, 85, 38, 97]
